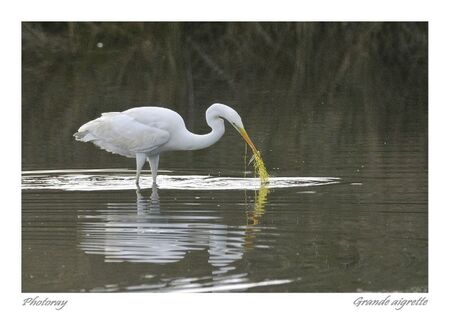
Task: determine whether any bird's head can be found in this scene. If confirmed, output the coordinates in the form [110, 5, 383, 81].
[207, 103, 257, 152]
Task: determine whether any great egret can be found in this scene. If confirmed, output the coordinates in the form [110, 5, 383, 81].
[74, 103, 262, 187]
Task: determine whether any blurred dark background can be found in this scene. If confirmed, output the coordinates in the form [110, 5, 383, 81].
[22, 22, 427, 176]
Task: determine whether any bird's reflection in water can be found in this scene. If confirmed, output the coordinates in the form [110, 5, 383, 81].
[136, 183, 160, 213]
[78, 184, 270, 272]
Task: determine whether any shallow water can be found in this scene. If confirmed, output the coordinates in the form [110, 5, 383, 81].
[22, 170, 339, 191]
[22, 167, 427, 292]
[22, 22, 427, 292]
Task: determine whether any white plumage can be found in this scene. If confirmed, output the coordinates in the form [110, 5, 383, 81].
[75, 108, 172, 157]
[74, 103, 258, 188]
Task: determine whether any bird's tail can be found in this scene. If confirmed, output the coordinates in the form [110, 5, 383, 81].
[74, 117, 105, 142]
[74, 113, 121, 142]
[73, 130, 96, 142]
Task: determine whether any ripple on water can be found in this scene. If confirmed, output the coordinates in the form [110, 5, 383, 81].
[21, 169, 340, 191]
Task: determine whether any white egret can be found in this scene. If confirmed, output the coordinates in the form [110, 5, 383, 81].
[74, 103, 264, 187]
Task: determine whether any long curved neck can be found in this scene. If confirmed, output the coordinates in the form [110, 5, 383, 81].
[182, 118, 225, 150]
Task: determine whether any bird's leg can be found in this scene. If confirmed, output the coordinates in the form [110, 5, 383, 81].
[135, 153, 147, 188]
[148, 155, 160, 186]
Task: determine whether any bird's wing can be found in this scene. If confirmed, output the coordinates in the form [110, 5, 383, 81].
[75, 112, 170, 157]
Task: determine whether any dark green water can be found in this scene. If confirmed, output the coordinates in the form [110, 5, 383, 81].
[22, 22, 427, 292]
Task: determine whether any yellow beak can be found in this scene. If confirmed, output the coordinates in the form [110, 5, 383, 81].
[238, 127, 258, 153]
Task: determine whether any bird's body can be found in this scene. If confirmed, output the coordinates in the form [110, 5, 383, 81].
[74, 103, 258, 188]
